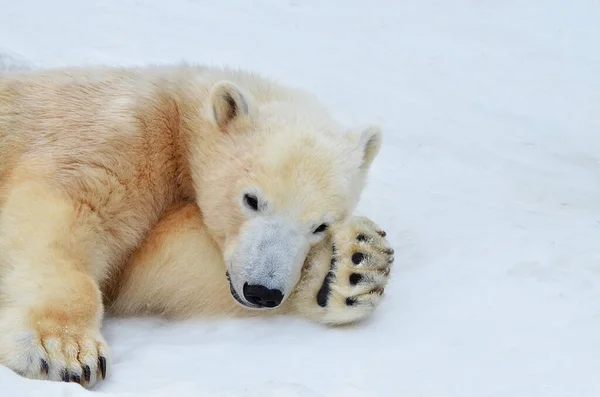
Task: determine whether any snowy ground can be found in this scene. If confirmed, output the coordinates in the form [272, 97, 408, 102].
[1, 0, 600, 396]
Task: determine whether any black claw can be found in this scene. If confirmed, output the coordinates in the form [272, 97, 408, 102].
[351, 252, 365, 265]
[71, 374, 81, 384]
[385, 248, 394, 255]
[40, 359, 49, 375]
[372, 286, 385, 295]
[99, 356, 107, 380]
[349, 273, 362, 285]
[356, 234, 368, 242]
[378, 230, 387, 237]
[346, 297, 356, 306]
[61, 369, 70, 382]
[84, 365, 91, 383]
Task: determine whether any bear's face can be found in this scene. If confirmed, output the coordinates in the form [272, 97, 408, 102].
[194, 81, 382, 310]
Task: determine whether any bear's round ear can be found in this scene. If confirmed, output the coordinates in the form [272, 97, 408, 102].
[355, 125, 382, 171]
[207, 81, 257, 132]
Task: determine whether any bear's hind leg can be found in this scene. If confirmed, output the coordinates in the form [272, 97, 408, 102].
[0, 180, 109, 387]
[288, 216, 394, 325]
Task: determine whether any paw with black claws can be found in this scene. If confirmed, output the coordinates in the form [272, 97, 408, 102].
[292, 216, 394, 325]
[0, 309, 109, 388]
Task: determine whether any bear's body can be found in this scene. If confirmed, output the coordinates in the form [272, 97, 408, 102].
[0, 64, 393, 387]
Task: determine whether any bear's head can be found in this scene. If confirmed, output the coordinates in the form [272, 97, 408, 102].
[190, 80, 382, 310]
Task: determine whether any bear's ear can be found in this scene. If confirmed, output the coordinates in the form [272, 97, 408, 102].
[207, 81, 256, 132]
[355, 125, 382, 171]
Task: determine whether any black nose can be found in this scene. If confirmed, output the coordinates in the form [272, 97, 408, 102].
[243, 283, 284, 308]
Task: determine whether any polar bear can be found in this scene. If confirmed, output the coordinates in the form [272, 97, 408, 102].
[0, 64, 394, 388]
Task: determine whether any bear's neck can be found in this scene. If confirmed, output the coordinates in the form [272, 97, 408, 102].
[172, 83, 221, 204]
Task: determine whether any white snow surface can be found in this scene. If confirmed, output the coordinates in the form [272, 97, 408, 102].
[1, 0, 600, 396]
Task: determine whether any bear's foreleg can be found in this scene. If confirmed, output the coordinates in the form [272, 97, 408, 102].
[0, 180, 109, 387]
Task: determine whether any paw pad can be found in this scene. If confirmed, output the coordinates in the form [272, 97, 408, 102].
[349, 273, 362, 285]
[356, 234, 368, 242]
[316, 270, 335, 308]
[351, 252, 365, 264]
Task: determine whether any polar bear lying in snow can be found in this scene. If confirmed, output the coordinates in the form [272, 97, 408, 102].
[0, 64, 394, 387]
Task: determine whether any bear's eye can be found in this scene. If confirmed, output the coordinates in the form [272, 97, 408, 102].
[313, 223, 328, 234]
[243, 193, 259, 211]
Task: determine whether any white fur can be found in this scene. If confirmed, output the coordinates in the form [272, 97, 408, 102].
[0, 63, 391, 388]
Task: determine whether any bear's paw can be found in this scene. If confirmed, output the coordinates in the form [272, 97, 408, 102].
[0, 308, 109, 387]
[293, 216, 394, 325]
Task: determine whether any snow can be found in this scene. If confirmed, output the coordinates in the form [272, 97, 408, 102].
[1, 0, 600, 395]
